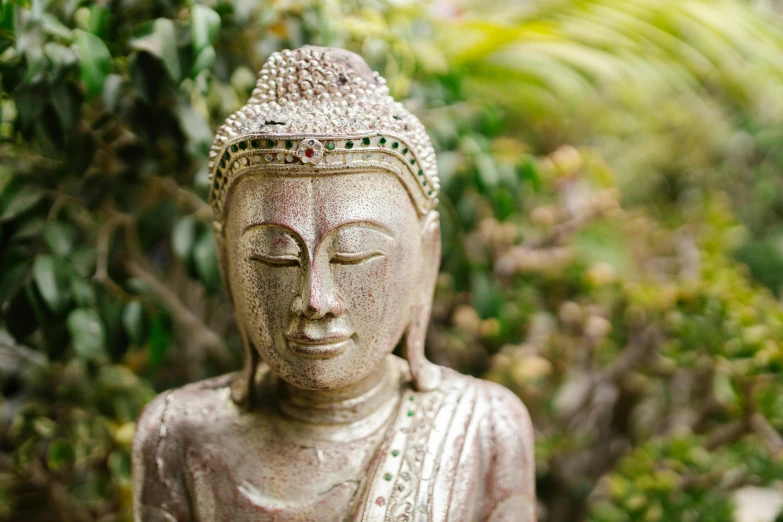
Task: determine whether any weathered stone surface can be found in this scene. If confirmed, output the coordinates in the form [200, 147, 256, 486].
[132, 47, 536, 522]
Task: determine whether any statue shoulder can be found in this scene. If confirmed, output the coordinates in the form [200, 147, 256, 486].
[133, 372, 237, 457]
[132, 373, 237, 520]
[434, 368, 534, 445]
[477, 378, 537, 518]
[437, 368, 529, 415]
[480, 379, 534, 442]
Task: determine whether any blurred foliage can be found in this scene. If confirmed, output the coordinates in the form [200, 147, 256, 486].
[1, 0, 783, 521]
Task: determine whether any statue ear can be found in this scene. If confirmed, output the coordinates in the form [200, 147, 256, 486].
[231, 323, 259, 407]
[216, 223, 258, 407]
[214, 223, 233, 305]
[404, 211, 442, 392]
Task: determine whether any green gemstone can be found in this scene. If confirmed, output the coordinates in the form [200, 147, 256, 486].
[266, 139, 275, 147]
[409, 396, 414, 401]
[410, 159, 416, 165]
[391, 450, 399, 457]
[239, 141, 247, 150]
[251, 140, 260, 148]
[346, 141, 354, 149]
[407, 410, 414, 417]
[422, 180, 427, 186]
[223, 152, 230, 160]
[384, 473, 393, 481]
[428, 190, 433, 195]
[285, 140, 293, 149]
[362, 137, 371, 146]
[418, 169, 423, 176]
[379, 137, 387, 145]
[327, 141, 335, 151]
[216, 170, 222, 179]
[213, 181, 219, 190]
[230, 145, 238, 152]
[392, 142, 399, 149]
[219, 160, 226, 168]
[402, 147, 408, 155]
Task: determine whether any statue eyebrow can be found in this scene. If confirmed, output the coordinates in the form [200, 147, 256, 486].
[241, 222, 303, 244]
[241, 221, 394, 242]
[332, 221, 394, 240]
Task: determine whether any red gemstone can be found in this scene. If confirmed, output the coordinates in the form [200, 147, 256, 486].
[304, 148, 314, 158]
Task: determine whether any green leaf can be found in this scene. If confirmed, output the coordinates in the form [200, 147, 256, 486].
[12, 216, 44, 242]
[73, 29, 111, 97]
[0, 262, 29, 307]
[32, 255, 69, 313]
[45, 42, 78, 79]
[176, 101, 212, 153]
[171, 216, 196, 264]
[70, 247, 96, 278]
[0, 184, 43, 222]
[131, 18, 181, 83]
[190, 44, 216, 77]
[67, 308, 106, 360]
[470, 272, 503, 319]
[42, 13, 71, 39]
[47, 439, 73, 471]
[0, 2, 14, 35]
[87, 5, 109, 38]
[107, 450, 131, 480]
[192, 5, 220, 53]
[70, 278, 96, 308]
[101, 74, 123, 112]
[51, 82, 80, 130]
[122, 300, 145, 346]
[194, 231, 220, 290]
[0, 167, 12, 193]
[148, 314, 171, 368]
[43, 222, 75, 257]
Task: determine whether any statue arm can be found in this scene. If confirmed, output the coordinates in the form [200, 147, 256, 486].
[485, 383, 537, 522]
[132, 392, 192, 522]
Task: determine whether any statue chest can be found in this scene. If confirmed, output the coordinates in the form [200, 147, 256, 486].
[181, 419, 387, 522]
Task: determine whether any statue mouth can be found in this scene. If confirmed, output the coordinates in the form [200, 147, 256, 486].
[284, 332, 353, 359]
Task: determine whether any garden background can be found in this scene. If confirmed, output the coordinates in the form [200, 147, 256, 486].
[2, 0, 783, 520]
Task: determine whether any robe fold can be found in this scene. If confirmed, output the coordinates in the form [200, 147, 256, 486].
[132, 363, 535, 522]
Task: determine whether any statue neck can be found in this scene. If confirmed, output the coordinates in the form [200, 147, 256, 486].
[276, 356, 400, 427]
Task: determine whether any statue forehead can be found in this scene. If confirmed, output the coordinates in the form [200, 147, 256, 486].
[225, 171, 419, 235]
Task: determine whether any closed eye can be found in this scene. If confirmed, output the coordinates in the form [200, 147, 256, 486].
[250, 255, 300, 267]
[331, 251, 386, 265]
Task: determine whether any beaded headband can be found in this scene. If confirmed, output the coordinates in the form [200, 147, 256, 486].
[207, 46, 440, 229]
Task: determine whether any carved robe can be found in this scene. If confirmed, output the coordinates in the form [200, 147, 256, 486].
[132, 363, 535, 522]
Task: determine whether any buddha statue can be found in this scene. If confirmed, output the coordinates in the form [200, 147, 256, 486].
[132, 46, 535, 522]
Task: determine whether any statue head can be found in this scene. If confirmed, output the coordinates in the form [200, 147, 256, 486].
[208, 47, 442, 404]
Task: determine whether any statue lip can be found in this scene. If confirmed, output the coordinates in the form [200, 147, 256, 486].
[284, 331, 354, 359]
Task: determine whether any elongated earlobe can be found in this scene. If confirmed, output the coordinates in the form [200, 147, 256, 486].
[231, 322, 259, 407]
[405, 308, 441, 391]
[216, 224, 258, 407]
[405, 211, 442, 392]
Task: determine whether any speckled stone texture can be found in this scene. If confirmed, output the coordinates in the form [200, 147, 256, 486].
[132, 46, 536, 522]
[133, 360, 535, 521]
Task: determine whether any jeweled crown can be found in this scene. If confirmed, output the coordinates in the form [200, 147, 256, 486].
[208, 46, 440, 225]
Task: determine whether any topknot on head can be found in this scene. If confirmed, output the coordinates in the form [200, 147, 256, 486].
[248, 46, 389, 106]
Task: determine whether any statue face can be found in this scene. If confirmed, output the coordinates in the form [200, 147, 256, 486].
[225, 172, 423, 390]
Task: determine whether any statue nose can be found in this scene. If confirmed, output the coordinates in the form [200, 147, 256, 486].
[292, 260, 345, 319]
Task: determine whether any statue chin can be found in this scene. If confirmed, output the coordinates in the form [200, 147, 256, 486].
[131, 46, 537, 522]
[261, 338, 387, 392]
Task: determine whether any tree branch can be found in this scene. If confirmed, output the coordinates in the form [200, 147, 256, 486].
[750, 413, 783, 453]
